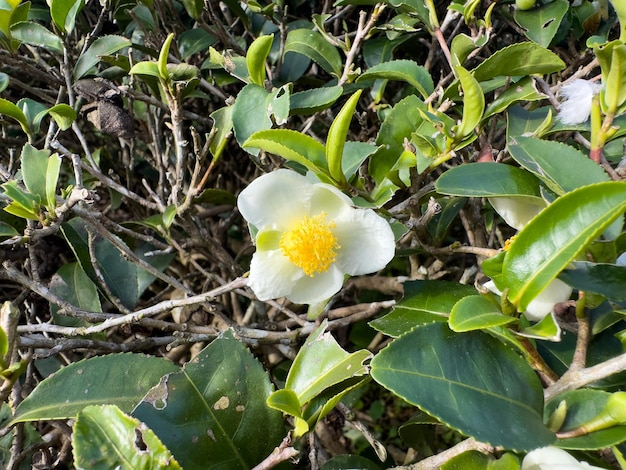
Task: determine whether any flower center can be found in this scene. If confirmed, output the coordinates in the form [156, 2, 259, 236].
[279, 213, 339, 277]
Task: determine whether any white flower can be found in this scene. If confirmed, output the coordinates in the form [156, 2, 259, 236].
[237, 169, 395, 304]
[489, 197, 546, 231]
[522, 446, 604, 469]
[558, 79, 602, 125]
[483, 278, 572, 322]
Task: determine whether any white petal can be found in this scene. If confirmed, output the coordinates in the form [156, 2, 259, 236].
[558, 79, 601, 125]
[522, 446, 604, 470]
[483, 280, 502, 296]
[617, 252, 626, 266]
[489, 197, 546, 231]
[333, 208, 395, 275]
[287, 265, 345, 304]
[248, 250, 303, 301]
[238, 170, 312, 230]
[524, 279, 572, 322]
[309, 183, 354, 219]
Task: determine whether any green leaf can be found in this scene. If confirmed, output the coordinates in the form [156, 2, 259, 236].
[74, 35, 132, 80]
[10, 21, 63, 53]
[449, 295, 517, 332]
[44, 103, 76, 131]
[442, 451, 520, 470]
[454, 66, 484, 140]
[180, 0, 203, 20]
[370, 95, 430, 184]
[265, 389, 303, 420]
[357, 60, 434, 99]
[502, 182, 626, 311]
[45, 153, 61, 211]
[284, 29, 342, 76]
[369, 280, 476, 337]
[232, 83, 272, 154]
[471, 42, 565, 82]
[129, 61, 161, 77]
[484, 77, 546, 119]
[321, 455, 384, 470]
[49, 262, 102, 323]
[158, 33, 174, 80]
[11, 353, 178, 424]
[246, 34, 273, 86]
[342, 141, 378, 180]
[0, 221, 18, 238]
[506, 105, 552, 138]
[49, 0, 84, 33]
[508, 136, 609, 195]
[0, 97, 29, 134]
[371, 323, 555, 451]
[435, 162, 542, 199]
[0, 72, 9, 92]
[290, 85, 343, 115]
[545, 389, 626, 450]
[560, 262, 626, 302]
[514, 0, 569, 47]
[285, 321, 371, 406]
[73, 405, 181, 470]
[326, 90, 361, 185]
[133, 331, 284, 470]
[178, 28, 217, 60]
[20, 143, 50, 205]
[0, 181, 40, 220]
[243, 128, 327, 175]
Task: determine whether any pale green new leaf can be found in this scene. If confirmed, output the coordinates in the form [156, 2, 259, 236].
[454, 66, 484, 140]
[246, 34, 273, 86]
[356, 60, 434, 99]
[50, 0, 84, 34]
[326, 90, 361, 185]
[449, 295, 516, 332]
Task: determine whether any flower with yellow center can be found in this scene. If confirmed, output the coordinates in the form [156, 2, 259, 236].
[238, 169, 395, 304]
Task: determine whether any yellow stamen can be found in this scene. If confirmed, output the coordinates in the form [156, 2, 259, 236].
[504, 235, 516, 251]
[279, 213, 339, 276]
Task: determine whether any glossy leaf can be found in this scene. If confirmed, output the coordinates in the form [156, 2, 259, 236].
[284, 321, 371, 406]
[545, 389, 626, 450]
[560, 262, 626, 301]
[502, 182, 626, 311]
[369, 280, 476, 337]
[133, 331, 284, 470]
[11, 21, 63, 53]
[508, 136, 609, 195]
[514, 0, 568, 47]
[471, 42, 565, 82]
[73, 405, 181, 470]
[371, 323, 555, 451]
[246, 34, 273, 86]
[74, 35, 132, 79]
[0, 97, 29, 134]
[435, 162, 542, 199]
[449, 295, 516, 332]
[129, 61, 161, 77]
[454, 66, 484, 139]
[158, 33, 174, 80]
[284, 29, 342, 76]
[0, 180, 40, 219]
[44, 103, 76, 131]
[49, 262, 102, 324]
[506, 105, 552, 139]
[484, 77, 546, 119]
[50, 0, 84, 33]
[290, 85, 342, 115]
[243, 128, 327, 175]
[11, 353, 178, 424]
[326, 90, 361, 185]
[357, 60, 434, 99]
[20, 144, 51, 206]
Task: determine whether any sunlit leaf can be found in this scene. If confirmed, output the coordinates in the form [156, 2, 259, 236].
[357, 60, 434, 99]
[284, 29, 342, 76]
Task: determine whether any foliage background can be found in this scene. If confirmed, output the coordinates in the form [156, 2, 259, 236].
[1, 0, 626, 468]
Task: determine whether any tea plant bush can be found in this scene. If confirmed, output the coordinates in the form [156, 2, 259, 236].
[1, 0, 626, 468]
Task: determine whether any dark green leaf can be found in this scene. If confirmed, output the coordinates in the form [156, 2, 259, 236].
[232, 84, 272, 154]
[11, 21, 62, 53]
[560, 262, 626, 301]
[371, 323, 555, 451]
[178, 28, 217, 60]
[369, 280, 476, 337]
[133, 331, 284, 470]
[435, 162, 542, 199]
[472, 42, 565, 82]
[290, 86, 343, 115]
[11, 353, 178, 424]
[74, 35, 132, 79]
[514, 0, 569, 47]
[284, 29, 342, 76]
